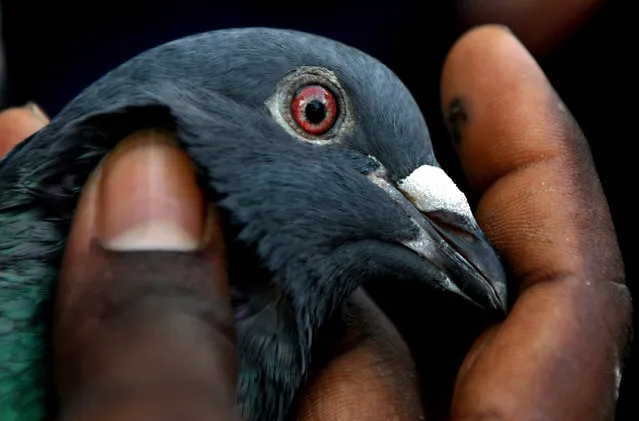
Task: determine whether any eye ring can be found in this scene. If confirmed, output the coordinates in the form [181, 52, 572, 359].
[291, 85, 338, 135]
[266, 66, 354, 144]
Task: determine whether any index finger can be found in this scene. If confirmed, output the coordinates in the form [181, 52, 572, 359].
[441, 26, 632, 420]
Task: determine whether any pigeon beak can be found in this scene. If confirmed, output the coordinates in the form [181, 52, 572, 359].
[369, 164, 508, 314]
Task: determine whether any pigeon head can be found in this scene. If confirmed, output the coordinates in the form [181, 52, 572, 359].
[0, 28, 507, 421]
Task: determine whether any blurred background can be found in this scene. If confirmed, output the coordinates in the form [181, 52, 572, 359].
[1, 0, 635, 419]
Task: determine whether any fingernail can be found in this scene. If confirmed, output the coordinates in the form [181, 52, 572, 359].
[23, 101, 50, 124]
[96, 129, 206, 251]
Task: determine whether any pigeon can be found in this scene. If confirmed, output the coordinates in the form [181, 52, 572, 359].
[0, 28, 507, 421]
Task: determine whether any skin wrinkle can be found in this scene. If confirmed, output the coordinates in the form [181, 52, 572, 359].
[475, 161, 584, 284]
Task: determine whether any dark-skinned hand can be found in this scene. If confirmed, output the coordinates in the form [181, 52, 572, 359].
[0, 24, 631, 421]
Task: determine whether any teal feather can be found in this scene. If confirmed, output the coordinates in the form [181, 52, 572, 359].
[0, 154, 70, 420]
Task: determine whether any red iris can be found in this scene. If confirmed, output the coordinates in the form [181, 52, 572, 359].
[291, 85, 338, 135]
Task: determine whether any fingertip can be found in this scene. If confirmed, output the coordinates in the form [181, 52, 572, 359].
[0, 103, 50, 157]
[441, 24, 571, 193]
[442, 24, 517, 90]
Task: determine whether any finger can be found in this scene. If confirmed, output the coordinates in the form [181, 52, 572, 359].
[441, 25, 631, 420]
[55, 130, 241, 421]
[456, 0, 605, 54]
[0, 102, 49, 157]
[296, 289, 424, 421]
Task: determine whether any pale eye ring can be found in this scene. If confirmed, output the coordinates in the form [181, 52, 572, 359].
[265, 66, 354, 144]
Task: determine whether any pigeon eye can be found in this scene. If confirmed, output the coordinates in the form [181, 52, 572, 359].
[266, 66, 354, 144]
[291, 85, 338, 135]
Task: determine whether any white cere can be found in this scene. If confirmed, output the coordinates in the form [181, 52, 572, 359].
[398, 165, 474, 221]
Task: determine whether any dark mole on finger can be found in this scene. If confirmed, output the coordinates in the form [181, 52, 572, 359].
[445, 97, 469, 146]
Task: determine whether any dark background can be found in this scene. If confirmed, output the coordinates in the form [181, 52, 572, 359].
[1, 0, 635, 419]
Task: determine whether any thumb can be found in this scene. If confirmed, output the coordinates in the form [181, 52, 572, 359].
[55, 129, 241, 421]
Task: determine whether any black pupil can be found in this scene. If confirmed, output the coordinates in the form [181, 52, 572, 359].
[305, 99, 326, 124]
